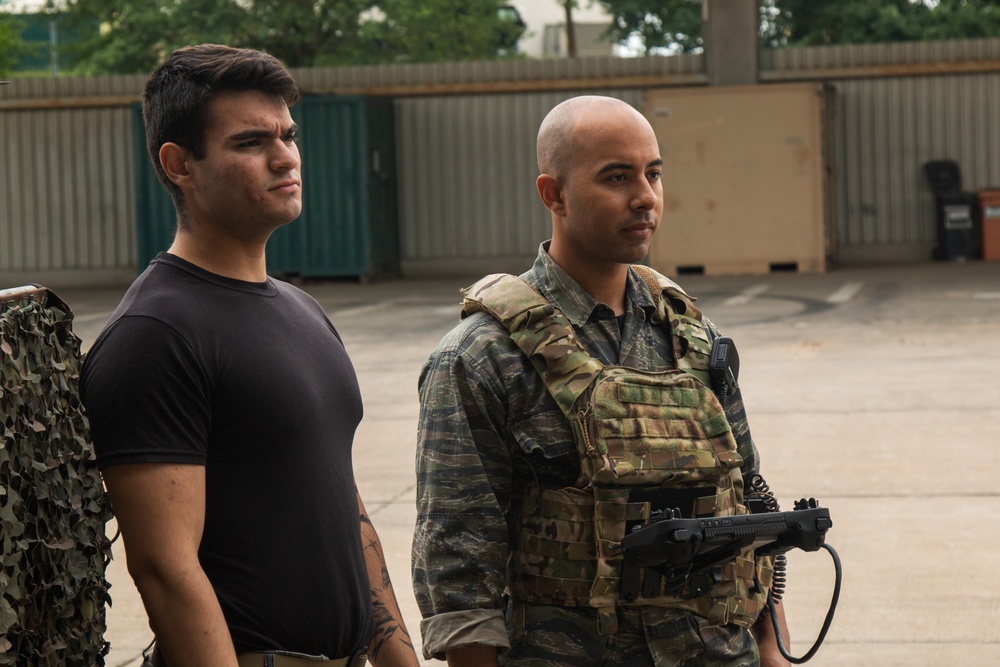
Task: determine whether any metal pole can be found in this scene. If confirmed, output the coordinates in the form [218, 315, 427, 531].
[49, 18, 58, 77]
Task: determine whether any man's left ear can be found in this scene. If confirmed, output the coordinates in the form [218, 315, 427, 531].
[536, 173, 566, 215]
[159, 142, 193, 187]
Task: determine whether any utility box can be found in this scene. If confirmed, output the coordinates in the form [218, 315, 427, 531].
[937, 196, 974, 261]
[923, 160, 975, 262]
[979, 190, 1000, 260]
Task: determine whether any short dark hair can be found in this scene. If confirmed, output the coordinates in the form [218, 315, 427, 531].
[142, 44, 300, 220]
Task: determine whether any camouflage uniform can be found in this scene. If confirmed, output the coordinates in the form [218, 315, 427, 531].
[413, 243, 763, 666]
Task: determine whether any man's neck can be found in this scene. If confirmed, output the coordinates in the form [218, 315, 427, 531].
[557, 259, 630, 315]
[168, 227, 269, 283]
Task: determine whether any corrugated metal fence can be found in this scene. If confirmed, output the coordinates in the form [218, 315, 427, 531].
[762, 39, 1000, 262]
[394, 89, 645, 275]
[3, 40, 1000, 283]
[1, 76, 144, 285]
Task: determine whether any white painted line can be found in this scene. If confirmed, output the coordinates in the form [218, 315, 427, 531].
[973, 292, 1000, 300]
[333, 302, 391, 318]
[827, 282, 864, 304]
[73, 311, 114, 324]
[724, 284, 770, 306]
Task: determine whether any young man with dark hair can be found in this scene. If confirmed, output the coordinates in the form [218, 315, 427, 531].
[82, 44, 418, 667]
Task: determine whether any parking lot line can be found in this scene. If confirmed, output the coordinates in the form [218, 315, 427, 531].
[724, 284, 770, 306]
[826, 282, 864, 304]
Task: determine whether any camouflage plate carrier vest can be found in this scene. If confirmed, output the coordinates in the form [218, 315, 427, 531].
[461, 266, 772, 632]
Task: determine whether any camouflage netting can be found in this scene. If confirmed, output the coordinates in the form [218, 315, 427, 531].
[0, 287, 113, 666]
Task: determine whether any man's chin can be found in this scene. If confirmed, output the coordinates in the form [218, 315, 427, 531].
[620, 242, 653, 265]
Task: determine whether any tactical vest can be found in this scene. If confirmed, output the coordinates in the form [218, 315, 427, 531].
[461, 266, 771, 631]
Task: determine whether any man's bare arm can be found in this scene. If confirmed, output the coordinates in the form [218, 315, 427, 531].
[102, 463, 238, 667]
[752, 598, 791, 667]
[356, 491, 419, 667]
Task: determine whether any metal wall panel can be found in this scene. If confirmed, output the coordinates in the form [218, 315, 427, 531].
[0, 106, 135, 275]
[394, 89, 645, 275]
[761, 37, 1000, 75]
[292, 54, 705, 93]
[830, 72, 1000, 257]
[6, 39, 1000, 283]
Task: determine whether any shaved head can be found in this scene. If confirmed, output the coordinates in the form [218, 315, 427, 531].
[536, 96, 649, 178]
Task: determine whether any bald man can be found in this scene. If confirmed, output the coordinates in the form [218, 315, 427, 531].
[412, 96, 790, 667]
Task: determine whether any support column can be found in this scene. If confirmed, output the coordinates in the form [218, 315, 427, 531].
[703, 0, 759, 86]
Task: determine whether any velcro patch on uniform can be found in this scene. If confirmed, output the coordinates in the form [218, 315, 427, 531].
[597, 417, 705, 440]
[616, 384, 700, 407]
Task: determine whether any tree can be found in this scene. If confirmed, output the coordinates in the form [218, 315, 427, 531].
[241, 0, 375, 67]
[762, 0, 1000, 47]
[61, 0, 526, 74]
[0, 13, 38, 77]
[596, 0, 1000, 56]
[559, 0, 578, 58]
[597, 0, 702, 55]
[761, 0, 929, 47]
[62, 0, 249, 74]
[914, 0, 1000, 41]
[358, 0, 526, 64]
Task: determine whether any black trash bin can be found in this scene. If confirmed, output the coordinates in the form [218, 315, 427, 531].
[923, 159, 975, 262]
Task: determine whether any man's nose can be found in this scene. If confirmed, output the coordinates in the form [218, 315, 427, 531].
[271, 140, 300, 171]
[632, 178, 659, 210]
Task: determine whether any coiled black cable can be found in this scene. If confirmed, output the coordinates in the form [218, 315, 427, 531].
[745, 472, 780, 512]
[744, 473, 840, 662]
[770, 554, 788, 601]
[745, 474, 787, 600]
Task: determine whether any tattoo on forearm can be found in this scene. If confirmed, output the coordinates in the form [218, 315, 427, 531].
[368, 593, 414, 662]
[358, 510, 415, 662]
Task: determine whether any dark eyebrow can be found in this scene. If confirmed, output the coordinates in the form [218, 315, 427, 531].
[229, 123, 299, 142]
[596, 158, 663, 175]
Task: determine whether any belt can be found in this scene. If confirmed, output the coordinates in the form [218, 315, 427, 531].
[238, 651, 367, 667]
[150, 646, 367, 667]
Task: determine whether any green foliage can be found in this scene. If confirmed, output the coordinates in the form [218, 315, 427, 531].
[918, 0, 1000, 41]
[60, 0, 526, 74]
[0, 290, 113, 666]
[360, 0, 526, 64]
[597, 0, 702, 54]
[62, 0, 254, 74]
[762, 0, 929, 46]
[0, 14, 38, 77]
[763, 0, 1000, 47]
[241, 0, 375, 68]
[595, 0, 1000, 55]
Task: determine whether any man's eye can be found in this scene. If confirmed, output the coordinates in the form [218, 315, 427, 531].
[648, 170, 662, 180]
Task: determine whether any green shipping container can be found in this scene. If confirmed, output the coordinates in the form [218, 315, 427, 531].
[132, 95, 400, 278]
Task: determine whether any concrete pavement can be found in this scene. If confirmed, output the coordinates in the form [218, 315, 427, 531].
[52, 259, 1000, 666]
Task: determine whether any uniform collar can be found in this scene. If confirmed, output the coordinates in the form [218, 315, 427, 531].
[528, 241, 657, 328]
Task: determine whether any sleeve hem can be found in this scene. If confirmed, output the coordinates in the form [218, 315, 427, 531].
[419, 608, 509, 661]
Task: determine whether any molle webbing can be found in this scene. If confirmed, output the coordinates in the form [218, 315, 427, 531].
[462, 269, 770, 628]
[462, 269, 717, 399]
[461, 274, 602, 419]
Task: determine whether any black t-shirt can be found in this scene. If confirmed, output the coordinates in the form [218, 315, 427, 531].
[82, 253, 374, 657]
